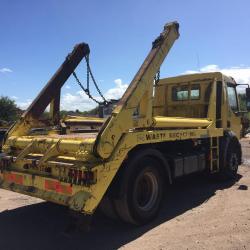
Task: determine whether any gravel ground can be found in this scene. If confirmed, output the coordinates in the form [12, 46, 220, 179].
[0, 137, 250, 250]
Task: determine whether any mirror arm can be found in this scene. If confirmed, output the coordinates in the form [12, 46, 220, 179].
[236, 83, 250, 88]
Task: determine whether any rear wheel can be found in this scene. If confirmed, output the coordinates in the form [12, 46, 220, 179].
[114, 157, 164, 225]
[98, 196, 118, 220]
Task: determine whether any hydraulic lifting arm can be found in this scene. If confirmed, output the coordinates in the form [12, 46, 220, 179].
[7, 43, 90, 137]
[95, 22, 180, 159]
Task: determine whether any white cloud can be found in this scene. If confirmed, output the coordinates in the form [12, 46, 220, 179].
[11, 96, 18, 100]
[105, 78, 128, 100]
[0, 67, 13, 73]
[60, 91, 98, 111]
[17, 99, 32, 110]
[60, 78, 128, 111]
[65, 85, 71, 89]
[183, 64, 250, 85]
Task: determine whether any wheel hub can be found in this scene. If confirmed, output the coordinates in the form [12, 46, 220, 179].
[134, 171, 159, 212]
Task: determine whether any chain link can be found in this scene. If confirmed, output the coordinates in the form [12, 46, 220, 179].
[72, 71, 103, 105]
[154, 70, 160, 85]
[86, 54, 90, 93]
[72, 55, 109, 106]
[85, 56, 108, 104]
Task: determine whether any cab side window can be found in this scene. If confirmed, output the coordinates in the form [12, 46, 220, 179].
[172, 84, 200, 101]
[190, 84, 200, 100]
[172, 86, 188, 101]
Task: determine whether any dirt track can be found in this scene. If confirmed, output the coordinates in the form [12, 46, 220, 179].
[0, 138, 250, 250]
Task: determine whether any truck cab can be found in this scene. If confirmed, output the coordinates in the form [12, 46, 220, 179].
[153, 72, 244, 139]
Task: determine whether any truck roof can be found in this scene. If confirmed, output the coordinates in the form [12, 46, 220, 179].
[160, 72, 236, 85]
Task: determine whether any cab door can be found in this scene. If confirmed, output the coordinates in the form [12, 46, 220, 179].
[226, 83, 242, 138]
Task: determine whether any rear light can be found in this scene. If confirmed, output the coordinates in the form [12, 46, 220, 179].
[0, 155, 13, 172]
[68, 168, 95, 185]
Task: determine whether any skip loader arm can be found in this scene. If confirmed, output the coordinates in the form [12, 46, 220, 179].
[6, 43, 90, 137]
[95, 22, 180, 159]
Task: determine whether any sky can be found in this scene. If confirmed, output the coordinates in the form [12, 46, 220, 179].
[1, 0, 250, 111]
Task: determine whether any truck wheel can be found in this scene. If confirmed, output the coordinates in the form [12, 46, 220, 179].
[98, 196, 118, 220]
[114, 157, 163, 225]
[219, 143, 239, 180]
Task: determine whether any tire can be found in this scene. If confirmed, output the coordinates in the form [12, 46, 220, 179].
[114, 156, 164, 225]
[219, 142, 240, 180]
[98, 196, 118, 220]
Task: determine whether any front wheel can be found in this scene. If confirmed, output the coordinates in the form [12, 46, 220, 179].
[114, 157, 164, 225]
[218, 142, 240, 180]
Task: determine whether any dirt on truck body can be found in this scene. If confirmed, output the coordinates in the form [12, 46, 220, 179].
[0, 21, 250, 226]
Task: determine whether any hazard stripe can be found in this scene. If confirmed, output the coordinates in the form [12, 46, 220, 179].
[4, 173, 23, 185]
[44, 180, 72, 195]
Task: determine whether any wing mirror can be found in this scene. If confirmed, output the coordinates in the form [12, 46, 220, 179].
[246, 87, 250, 111]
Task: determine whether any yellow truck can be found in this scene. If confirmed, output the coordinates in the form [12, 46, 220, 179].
[1, 22, 250, 225]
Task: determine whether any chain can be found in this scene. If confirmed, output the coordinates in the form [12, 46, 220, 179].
[85, 56, 109, 105]
[72, 71, 103, 105]
[86, 54, 90, 93]
[72, 55, 109, 106]
[154, 70, 160, 85]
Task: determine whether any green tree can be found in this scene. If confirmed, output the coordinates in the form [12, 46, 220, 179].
[238, 93, 250, 119]
[238, 93, 246, 110]
[82, 106, 99, 116]
[0, 96, 19, 122]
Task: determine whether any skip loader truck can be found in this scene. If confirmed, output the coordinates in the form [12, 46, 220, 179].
[1, 21, 250, 226]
